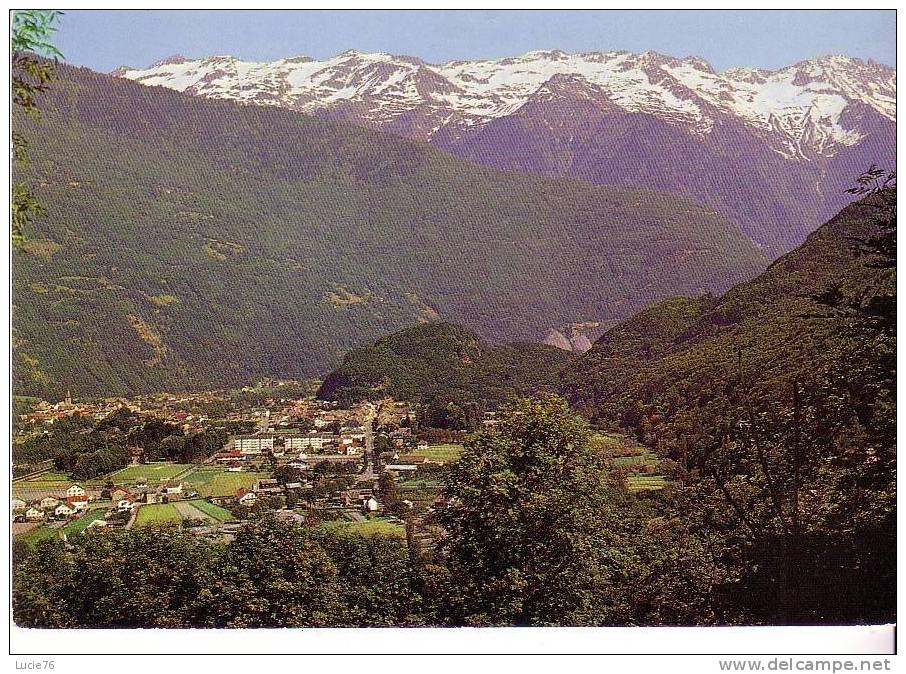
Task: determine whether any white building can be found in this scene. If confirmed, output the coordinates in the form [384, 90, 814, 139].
[67, 496, 89, 511]
[39, 497, 60, 509]
[11, 498, 26, 512]
[285, 432, 333, 451]
[67, 484, 86, 497]
[237, 490, 257, 505]
[55, 503, 76, 517]
[25, 507, 45, 521]
[234, 435, 274, 455]
[385, 464, 418, 473]
[343, 428, 366, 441]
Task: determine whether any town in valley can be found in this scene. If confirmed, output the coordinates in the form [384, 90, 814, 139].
[12, 379, 661, 548]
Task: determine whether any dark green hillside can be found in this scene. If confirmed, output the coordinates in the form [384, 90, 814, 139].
[561, 189, 895, 623]
[561, 189, 895, 431]
[317, 322, 570, 427]
[12, 62, 765, 398]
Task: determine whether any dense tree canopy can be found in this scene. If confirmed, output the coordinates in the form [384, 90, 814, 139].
[317, 322, 572, 429]
[437, 396, 648, 625]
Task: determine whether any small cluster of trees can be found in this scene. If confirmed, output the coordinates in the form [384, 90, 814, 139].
[14, 407, 232, 480]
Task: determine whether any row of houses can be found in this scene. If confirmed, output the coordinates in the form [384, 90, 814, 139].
[12, 485, 91, 521]
[11, 478, 196, 521]
[107, 483, 190, 511]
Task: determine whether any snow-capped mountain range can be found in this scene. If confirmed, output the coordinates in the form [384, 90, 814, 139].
[116, 49, 894, 160]
[114, 49, 895, 254]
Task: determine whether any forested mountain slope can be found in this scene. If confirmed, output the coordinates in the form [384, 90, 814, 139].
[560, 189, 895, 623]
[12, 62, 764, 398]
[560, 189, 895, 430]
[316, 322, 570, 427]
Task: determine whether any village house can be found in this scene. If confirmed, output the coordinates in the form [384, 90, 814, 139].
[67, 484, 86, 497]
[55, 503, 76, 518]
[236, 488, 257, 505]
[215, 450, 243, 463]
[110, 487, 133, 503]
[67, 495, 89, 512]
[254, 478, 283, 495]
[117, 499, 135, 512]
[341, 443, 364, 456]
[364, 496, 380, 512]
[482, 411, 499, 426]
[25, 507, 45, 521]
[39, 496, 60, 509]
[345, 424, 367, 438]
[163, 482, 184, 497]
[11, 498, 26, 512]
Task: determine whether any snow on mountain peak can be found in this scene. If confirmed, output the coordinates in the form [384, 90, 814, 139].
[115, 48, 895, 157]
[150, 54, 192, 68]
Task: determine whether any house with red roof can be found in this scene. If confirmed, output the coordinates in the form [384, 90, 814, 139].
[66, 495, 89, 512]
[235, 488, 257, 505]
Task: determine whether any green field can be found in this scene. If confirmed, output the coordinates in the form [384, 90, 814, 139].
[589, 432, 627, 452]
[110, 463, 194, 484]
[610, 453, 658, 470]
[185, 499, 235, 523]
[589, 432, 666, 491]
[63, 509, 108, 536]
[399, 479, 443, 494]
[14, 509, 109, 542]
[19, 525, 63, 544]
[21, 470, 71, 482]
[399, 478, 443, 488]
[317, 517, 405, 538]
[189, 470, 269, 498]
[182, 468, 220, 485]
[627, 475, 668, 492]
[134, 503, 182, 527]
[18, 469, 105, 487]
[13, 470, 104, 498]
[418, 443, 464, 463]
